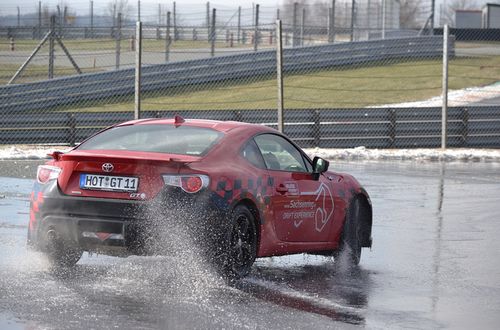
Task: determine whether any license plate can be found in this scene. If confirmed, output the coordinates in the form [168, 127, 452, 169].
[80, 174, 139, 192]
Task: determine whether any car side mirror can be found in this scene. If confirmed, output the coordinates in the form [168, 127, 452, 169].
[312, 156, 329, 180]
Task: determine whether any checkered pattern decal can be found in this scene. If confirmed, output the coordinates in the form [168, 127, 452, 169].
[215, 176, 274, 203]
[212, 176, 275, 223]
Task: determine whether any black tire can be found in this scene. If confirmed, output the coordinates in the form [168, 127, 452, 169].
[221, 205, 257, 279]
[335, 197, 362, 266]
[44, 230, 82, 267]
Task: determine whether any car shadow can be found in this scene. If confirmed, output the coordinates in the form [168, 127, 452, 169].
[233, 257, 372, 325]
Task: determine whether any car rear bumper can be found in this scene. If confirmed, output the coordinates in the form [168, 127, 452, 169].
[29, 181, 229, 256]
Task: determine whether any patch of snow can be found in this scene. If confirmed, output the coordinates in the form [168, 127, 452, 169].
[1, 145, 499, 162]
[373, 81, 500, 108]
[304, 146, 500, 162]
[0, 145, 71, 160]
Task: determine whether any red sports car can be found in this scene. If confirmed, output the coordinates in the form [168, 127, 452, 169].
[28, 116, 372, 278]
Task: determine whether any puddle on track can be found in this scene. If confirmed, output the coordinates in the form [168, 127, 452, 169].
[0, 160, 499, 329]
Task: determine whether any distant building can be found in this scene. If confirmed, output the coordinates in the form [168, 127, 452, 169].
[455, 10, 482, 28]
[482, 3, 500, 28]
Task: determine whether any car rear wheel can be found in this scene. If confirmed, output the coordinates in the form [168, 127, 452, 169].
[44, 229, 82, 267]
[335, 198, 362, 266]
[222, 205, 257, 279]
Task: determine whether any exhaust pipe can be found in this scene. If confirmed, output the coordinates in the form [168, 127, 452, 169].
[45, 229, 62, 253]
[46, 229, 58, 243]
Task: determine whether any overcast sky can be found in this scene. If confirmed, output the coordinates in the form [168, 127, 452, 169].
[0, 0, 278, 15]
[1, 0, 497, 18]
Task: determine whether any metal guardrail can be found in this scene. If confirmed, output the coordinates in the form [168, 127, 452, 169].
[1, 107, 498, 148]
[0, 37, 450, 114]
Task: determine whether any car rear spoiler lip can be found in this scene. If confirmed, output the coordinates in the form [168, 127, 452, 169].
[52, 151, 201, 165]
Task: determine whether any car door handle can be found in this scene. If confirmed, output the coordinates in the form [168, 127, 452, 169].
[276, 185, 288, 194]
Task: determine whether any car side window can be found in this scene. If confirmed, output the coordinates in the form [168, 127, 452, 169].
[254, 134, 308, 172]
[241, 139, 266, 169]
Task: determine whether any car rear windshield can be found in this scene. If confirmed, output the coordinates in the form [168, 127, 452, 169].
[77, 124, 223, 156]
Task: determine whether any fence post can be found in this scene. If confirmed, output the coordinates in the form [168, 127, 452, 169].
[135, 21, 142, 120]
[90, 0, 94, 38]
[173, 1, 178, 41]
[300, 8, 305, 46]
[206, 1, 210, 43]
[57, 5, 63, 36]
[254, 4, 260, 52]
[157, 3, 161, 39]
[367, 0, 371, 33]
[115, 13, 122, 70]
[292, 2, 298, 47]
[211, 8, 216, 57]
[350, 0, 356, 42]
[63, 6, 67, 38]
[441, 24, 449, 149]
[166, 11, 171, 62]
[137, 0, 141, 21]
[328, 7, 331, 42]
[332, 2, 336, 43]
[38, 1, 42, 39]
[48, 15, 55, 79]
[381, 0, 386, 39]
[237, 6, 241, 43]
[430, 0, 435, 35]
[276, 20, 284, 133]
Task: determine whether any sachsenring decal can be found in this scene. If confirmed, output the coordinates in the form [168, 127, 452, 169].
[283, 200, 316, 228]
[281, 182, 334, 232]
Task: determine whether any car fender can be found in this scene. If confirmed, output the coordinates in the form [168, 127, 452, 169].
[340, 173, 372, 247]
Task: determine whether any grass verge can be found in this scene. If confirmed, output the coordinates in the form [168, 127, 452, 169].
[51, 55, 500, 112]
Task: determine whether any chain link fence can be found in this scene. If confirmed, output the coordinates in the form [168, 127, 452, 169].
[0, 1, 499, 148]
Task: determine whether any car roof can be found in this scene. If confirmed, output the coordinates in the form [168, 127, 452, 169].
[118, 117, 274, 134]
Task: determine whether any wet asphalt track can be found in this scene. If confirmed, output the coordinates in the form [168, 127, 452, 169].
[1, 159, 500, 329]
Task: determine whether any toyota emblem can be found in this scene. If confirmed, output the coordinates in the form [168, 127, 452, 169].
[102, 163, 114, 172]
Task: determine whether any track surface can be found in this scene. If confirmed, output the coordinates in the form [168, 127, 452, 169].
[0, 160, 499, 329]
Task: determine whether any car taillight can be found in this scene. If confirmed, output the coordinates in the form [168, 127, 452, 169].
[162, 174, 209, 193]
[37, 165, 61, 184]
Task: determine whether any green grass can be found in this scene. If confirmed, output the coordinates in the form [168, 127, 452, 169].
[2, 44, 499, 110]
[54, 55, 500, 112]
[0, 63, 100, 85]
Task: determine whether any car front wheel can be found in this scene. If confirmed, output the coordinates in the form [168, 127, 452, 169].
[335, 197, 362, 266]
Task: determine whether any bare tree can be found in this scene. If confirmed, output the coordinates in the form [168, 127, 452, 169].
[42, 5, 56, 26]
[108, 0, 131, 23]
[311, 1, 330, 28]
[279, 0, 308, 26]
[397, 0, 421, 28]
